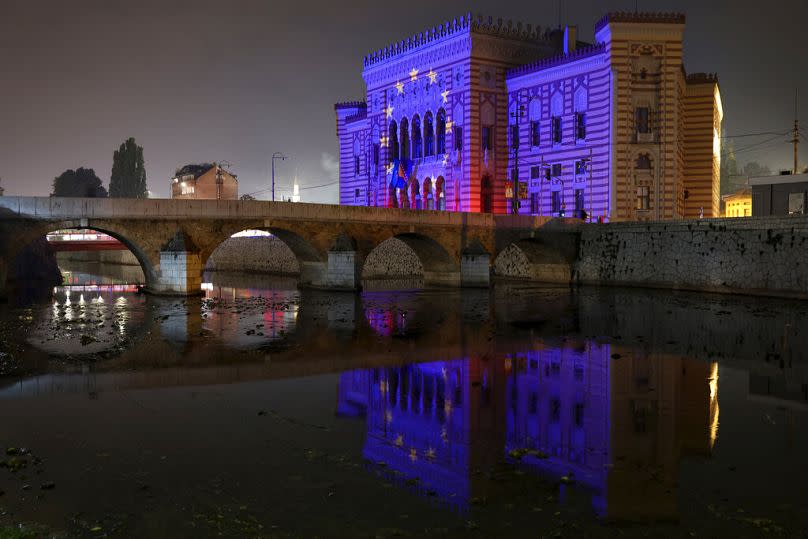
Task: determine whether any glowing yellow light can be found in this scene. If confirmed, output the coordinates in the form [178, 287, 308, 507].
[385, 105, 394, 119]
[380, 134, 389, 148]
[441, 90, 450, 103]
[394, 434, 404, 447]
[409, 68, 419, 81]
[427, 69, 437, 84]
[444, 401, 453, 415]
[442, 155, 449, 166]
[409, 448, 417, 461]
[425, 447, 436, 459]
[386, 163, 395, 175]
[385, 410, 393, 423]
[445, 119, 453, 134]
[395, 80, 405, 95]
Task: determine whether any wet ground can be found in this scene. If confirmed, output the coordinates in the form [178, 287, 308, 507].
[1, 262, 807, 538]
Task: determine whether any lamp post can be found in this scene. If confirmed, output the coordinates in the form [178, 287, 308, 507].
[271, 152, 287, 202]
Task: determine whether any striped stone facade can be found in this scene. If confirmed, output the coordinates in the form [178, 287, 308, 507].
[336, 12, 721, 222]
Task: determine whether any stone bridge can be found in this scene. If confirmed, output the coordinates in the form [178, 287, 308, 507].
[0, 197, 579, 297]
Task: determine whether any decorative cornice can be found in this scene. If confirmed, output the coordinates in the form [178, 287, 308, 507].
[594, 12, 685, 32]
[506, 43, 607, 79]
[334, 101, 367, 111]
[363, 12, 550, 69]
[686, 72, 719, 85]
[345, 110, 369, 124]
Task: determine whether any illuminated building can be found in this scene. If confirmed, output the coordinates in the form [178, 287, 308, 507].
[335, 12, 722, 221]
[170, 163, 238, 200]
[723, 187, 752, 217]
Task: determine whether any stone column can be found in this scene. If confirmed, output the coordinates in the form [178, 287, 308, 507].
[325, 234, 361, 291]
[151, 230, 204, 296]
[461, 242, 491, 288]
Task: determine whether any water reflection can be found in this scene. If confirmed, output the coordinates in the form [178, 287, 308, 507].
[337, 343, 720, 521]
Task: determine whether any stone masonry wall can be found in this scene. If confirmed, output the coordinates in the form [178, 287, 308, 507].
[362, 238, 423, 278]
[206, 236, 300, 274]
[575, 215, 808, 297]
[56, 250, 140, 266]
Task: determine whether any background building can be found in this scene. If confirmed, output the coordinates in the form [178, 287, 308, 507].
[170, 163, 238, 200]
[723, 187, 751, 217]
[335, 12, 722, 221]
[750, 172, 808, 216]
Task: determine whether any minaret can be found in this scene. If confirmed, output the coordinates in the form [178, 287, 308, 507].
[292, 172, 301, 203]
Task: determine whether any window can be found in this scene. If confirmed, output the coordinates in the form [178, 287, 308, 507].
[636, 153, 651, 169]
[575, 112, 586, 140]
[424, 113, 435, 156]
[550, 398, 561, 423]
[574, 189, 584, 212]
[181, 184, 195, 195]
[530, 192, 539, 214]
[552, 163, 562, 177]
[454, 126, 463, 151]
[552, 116, 562, 144]
[436, 109, 446, 154]
[354, 156, 360, 175]
[636, 185, 650, 210]
[531, 121, 541, 147]
[530, 166, 540, 180]
[529, 392, 538, 415]
[510, 124, 519, 149]
[575, 160, 587, 176]
[636, 107, 650, 134]
[355, 188, 360, 198]
[389, 121, 399, 163]
[412, 116, 422, 159]
[482, 126, 493, 152]
[373, 144, 380, 166]
[552, 191, 561, 213]
[574, 403, 584, 427]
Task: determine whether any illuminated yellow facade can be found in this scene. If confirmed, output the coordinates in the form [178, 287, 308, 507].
[723, 188, 751, 217]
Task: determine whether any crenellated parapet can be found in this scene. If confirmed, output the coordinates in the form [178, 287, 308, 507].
[363, 12, 550, 69]
[506, 43, 607, 79]
[686, 72, 719, 85]
[594, 12, 686, 32]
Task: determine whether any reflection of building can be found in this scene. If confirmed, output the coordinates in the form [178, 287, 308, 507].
[722, 188, 751, 217]
[336, 12, 721, 221]
[337, 342, 719, 519]
[171, 163, 238, 200]
[751, 172, 808, 216]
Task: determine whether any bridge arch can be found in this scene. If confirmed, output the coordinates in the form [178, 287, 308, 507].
[361, 233, 458, 286]
[4, 220, 159, 291]
[200, 225, 325, 287]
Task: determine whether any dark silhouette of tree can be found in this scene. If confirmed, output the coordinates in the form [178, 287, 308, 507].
[240, 194, 256, 201]
[51, 168, 108, 197]
[741, 161, 771, 178]
[109, 138, 148, 198]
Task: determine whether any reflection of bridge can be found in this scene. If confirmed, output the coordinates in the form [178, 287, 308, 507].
[0, 197, 579, 298]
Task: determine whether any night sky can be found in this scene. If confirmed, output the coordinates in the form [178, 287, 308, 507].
[2, 0, 805, 202]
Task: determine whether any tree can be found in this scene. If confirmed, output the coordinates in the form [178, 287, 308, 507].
[52, 168, 108, 197]
[741, 161, 771, 178]
[109, 137, 148, 198]
[240, 194, 256, 201]
[720, 141, 742, 196]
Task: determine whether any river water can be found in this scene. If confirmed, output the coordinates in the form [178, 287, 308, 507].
[1, 262, 807, 538]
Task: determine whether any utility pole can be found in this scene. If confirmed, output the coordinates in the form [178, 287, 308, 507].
[271, 152, 287, 202]
[791, 89, 800, 174]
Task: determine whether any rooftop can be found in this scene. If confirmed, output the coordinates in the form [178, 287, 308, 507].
[749, 173, 808, 186]
[594, 12, 686, 32]
[507, 42, 606, 79]
[173, 163, 237, 180]
[363, 12, 551, 69]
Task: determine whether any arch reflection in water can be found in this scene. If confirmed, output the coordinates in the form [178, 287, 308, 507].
[337, 342, 719, 519]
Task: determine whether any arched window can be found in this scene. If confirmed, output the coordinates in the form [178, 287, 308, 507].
[389, 121, 399, 164]
[423, 177, 433, 209]
[424, 112, 435, 157]
[481, 175, 493, 213]
[412, 115, 422, 159]
[435, 176, 445, 211]
[436, 109, 446, 154]
[409, 177, 421, 209]
[399, 117, 410, 160]
[636, 153, 652, 169]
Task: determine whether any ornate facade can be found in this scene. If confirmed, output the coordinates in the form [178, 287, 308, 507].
[336, 12, 722, 221]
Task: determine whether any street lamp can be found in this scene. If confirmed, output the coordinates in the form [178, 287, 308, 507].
[271, 152, 287, 202]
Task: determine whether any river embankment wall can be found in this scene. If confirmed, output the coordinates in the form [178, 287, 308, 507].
[574, 215, 808, 297]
